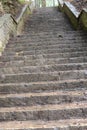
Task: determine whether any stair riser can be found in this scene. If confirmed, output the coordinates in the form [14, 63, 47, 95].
[16, 32, 87, 38]
[9, 35, 87, 42]
[0, 108, 86, 121]
[0, 80, 86, 94]
[0, 57, 87, 67]
[3, 47, 87, 56]
[7, 41, 87, 49]
[0, 95, 86, 107]
[8, 38, 87, 44]
[0, 63, 87, 74]
[0, 71, 87, 83]
[5, 44, 87, 52]
[18, 126, 87, 130]
[1, 52, 87, 62]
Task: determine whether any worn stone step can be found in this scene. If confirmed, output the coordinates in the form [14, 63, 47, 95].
[1, 63, 87, 74]
[8, 36, 87, 44]
[23, 29, 86, 33]
[22, 30, 86, 35]
[18, 31, 87, 37]
[1, 51, 87, 62]
[24, 28, 73, 33]
[0, 102, 87, 121]
[0, 119, 87, 129]
[0, 90, 86, 107]
[0, 56, 87, 68]
[0, 70, 87, 83]
[13, 33, 87, 41]
[5, 43, 87, 53]
[0, 79, 86, 94]
[7, 39, 87, 48]
[14, 35, 87, 41]
[3, 47, 87, 56]
[25, 28, 78, 32]
[7, 38, 87, 47]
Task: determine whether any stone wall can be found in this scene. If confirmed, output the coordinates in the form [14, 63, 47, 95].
[0, 4, 33, 55]
[0, 14, 17, 55]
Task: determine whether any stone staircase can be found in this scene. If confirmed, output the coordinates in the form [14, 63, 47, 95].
[0, 7, 87, 129]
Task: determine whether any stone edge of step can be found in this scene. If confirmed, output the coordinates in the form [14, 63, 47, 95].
[0, 119, 87, 129]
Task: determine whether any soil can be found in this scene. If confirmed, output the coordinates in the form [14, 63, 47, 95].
[0, 0, 24, 18]
[65, 0, 87, 12]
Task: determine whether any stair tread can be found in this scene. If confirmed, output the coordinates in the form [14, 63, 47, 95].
[0, 101, 87, 113]
[0, 119, 87, 129]
[0, 90, 86, 98]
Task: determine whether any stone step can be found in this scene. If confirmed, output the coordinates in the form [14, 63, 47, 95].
[18, 31, 87, 37]
[7, 39, 87, 48]
[16, 31, 87, 37]
[14, 34, 87, 41]
[0, 119, 87, 129]
[0, 102, 87, 121]
[22, 26, 74, 32]
[1, 51, 87, 62]
[3, 47, 87, 56]
[0, 79, 86, 94]
[8, 36, 87, 43]
[1, 63, 87, 74]
[22, 29, 87, 33]
[0, 90, 86, 107]
[0, 70, 87, 83]
[0, 56, 87, 67]
[5, 43, 87, 53]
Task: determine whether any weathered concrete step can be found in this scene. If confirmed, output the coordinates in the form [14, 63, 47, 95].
[27, 17, 69, 20]
[18, 31, 87, 37]
[0, 102, 87, 121]
[0, 119, 87, 129]
[8, 38, 87, 47]
[26, 21, 68, 26]
[21, 32, 87, 41]
[14, 34, 87, 41]
[27, 23, 70, 27]
[1, 63, 87, 74]
[7, 39, 87, 48]
[14, 32, 87, 40]
[8, 36, 87, 43]
[1, 51, 87, 62]
[3, 47, 87, 56]
[0, 70, 87, 83]
[5, 43, 87, 52]
[25, 28, 78, 32]
[24, 28, 73, 33]
[0, 90, 86, 107]
[0, 56, 87, 67]
[28, 13, 64, 17]
[26, 23, 70, 26]
[0, 79, 86, 94]
[22, 30, 86, 35]
[27, 15, 66, 19]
